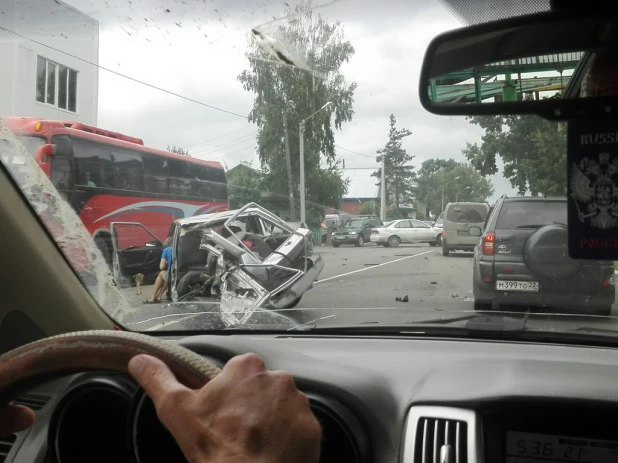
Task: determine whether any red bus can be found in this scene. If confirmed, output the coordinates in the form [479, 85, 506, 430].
[2, 117, 228, 268]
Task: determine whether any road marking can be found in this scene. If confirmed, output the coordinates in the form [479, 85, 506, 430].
[314, 249, 435, 285]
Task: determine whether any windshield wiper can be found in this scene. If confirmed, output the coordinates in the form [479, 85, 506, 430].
[516, 221, 566, 229]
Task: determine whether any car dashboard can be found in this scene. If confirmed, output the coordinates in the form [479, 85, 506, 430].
[6, 334, 618, 463]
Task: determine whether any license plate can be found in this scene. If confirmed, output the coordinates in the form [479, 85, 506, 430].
[496, 281, 539, 292]
[457, 230, 469, 235]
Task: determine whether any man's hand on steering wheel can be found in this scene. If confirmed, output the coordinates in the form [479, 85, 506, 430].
[128, 352, 322, 463]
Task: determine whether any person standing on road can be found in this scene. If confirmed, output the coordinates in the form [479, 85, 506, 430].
[145, 238, 173, 304]
[320, 219, 328, 247]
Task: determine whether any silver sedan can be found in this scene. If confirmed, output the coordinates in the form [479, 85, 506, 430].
[369, 219, 443, 248]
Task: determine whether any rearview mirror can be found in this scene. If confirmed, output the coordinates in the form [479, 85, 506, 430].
[469, 227, 482, 237]
[419, 11, 618, 120]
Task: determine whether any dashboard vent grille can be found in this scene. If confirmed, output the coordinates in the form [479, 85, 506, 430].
[0, 434, 16, 462]
[13, 393, 51, 411]
[414, 417, 467, 463]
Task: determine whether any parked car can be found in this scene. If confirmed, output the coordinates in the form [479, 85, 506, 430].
[472, 196, 615, 315]
[331, 216, 383, 247]
[369, 219, 442, 248]
[441, 202, 489, 256]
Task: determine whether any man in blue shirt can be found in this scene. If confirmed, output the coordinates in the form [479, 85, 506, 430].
[145, 238, 172, 303]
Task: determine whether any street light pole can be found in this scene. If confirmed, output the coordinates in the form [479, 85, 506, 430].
[299, 102, 331, 223]
[380, 154, 386, 222]
[441, 176, 460, 215]
[299, 121, 306, 223]
[281, 110, 295, 221]
[456, 186, 471, 202]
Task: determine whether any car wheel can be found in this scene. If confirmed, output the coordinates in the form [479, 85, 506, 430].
[387, 235, 401, 248]
[382, 242, 390, 247]
[355, 235, 365, 247]
[429, 241, 438, 247]
[442, 246, 449, 256]
[436, 234, 442, 246]
[332, 242, 340, 248]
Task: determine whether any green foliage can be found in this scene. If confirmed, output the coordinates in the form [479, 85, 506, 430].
[371, 114, 415, 211]
[237, 0, 355, 210]
[167, 145, 190, 156]
[226, 162, 264, 209]
[359, 201, 379, 216]
[462, 115, 566, 196]
[416, 158, 494, 218]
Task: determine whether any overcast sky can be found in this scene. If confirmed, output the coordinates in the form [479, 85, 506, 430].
[59, 0, 519, 200]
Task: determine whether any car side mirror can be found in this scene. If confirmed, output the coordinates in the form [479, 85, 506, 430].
[145, 240, 162, 248]
[469, 227, 482, 237]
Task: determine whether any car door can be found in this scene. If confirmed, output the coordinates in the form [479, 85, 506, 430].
[111, 222, 163, 283]
[394, 220, 413, 242]
[410, 219, 434, 241]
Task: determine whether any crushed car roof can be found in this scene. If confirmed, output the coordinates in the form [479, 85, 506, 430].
[177, 207, 269, 227]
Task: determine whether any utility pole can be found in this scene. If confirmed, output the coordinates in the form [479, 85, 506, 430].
[282, 110, 295, 221]
[299, 121, 306, 223]
[380, 154, 386, 222]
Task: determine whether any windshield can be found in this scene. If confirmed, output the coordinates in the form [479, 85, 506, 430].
[4, 0, 617, 340]
[446, 205, 488, 224]
[343, 220, 365, 228]
[496, 201, 567, 229]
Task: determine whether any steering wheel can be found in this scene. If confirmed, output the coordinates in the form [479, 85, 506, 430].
[0, 330, 220, 406]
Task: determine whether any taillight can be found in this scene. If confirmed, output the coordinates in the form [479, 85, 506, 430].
[482, 232, 495, 256]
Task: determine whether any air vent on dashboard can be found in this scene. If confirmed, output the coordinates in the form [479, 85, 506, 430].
[415, 417, 466, 463]
[12, 393, 51, 411]
[0, 434, 16, 463]
[402, 406, 478, 463]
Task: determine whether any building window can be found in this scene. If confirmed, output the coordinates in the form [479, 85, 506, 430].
[36, 56, 78, 112]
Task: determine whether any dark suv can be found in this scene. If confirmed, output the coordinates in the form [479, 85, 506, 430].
[331, 216, 383, 247]
[472, 196, 615, 315]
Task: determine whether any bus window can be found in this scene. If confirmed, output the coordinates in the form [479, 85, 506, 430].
[51, 158, 73, 192]
[169, 159, 192, 197]
[72, 138, 111, 188]
[110, 150, 143, 191]
[192, 165, 213, 199]
[211, 168, 228, 202]
[143, 154, 169, 195]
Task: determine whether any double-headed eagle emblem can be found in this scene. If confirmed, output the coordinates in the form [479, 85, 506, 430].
[570, 152, 618, 229]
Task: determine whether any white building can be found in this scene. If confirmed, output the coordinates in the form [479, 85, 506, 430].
[0, 0, 99, 125]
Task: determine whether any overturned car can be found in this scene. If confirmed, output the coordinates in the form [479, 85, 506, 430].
[111, 203, 323, 317]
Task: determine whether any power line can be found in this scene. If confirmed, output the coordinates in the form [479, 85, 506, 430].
[0, 26, 248, 119]
[192, 132, 257, 157]
[183, 126, 255, 150]
[335, 145, 376, 159]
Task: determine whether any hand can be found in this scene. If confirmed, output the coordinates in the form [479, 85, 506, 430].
[0, 404, 35, 437]
[128, 353, 321, 463]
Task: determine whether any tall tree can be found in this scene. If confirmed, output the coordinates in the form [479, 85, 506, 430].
[226, 161, 265, 209]
[416, 159, 494, 218]
[167, 145, 190, 156]
[462, 115, 566, 196]
[237, 1, 356, 211]
[371, 114, 415, 211]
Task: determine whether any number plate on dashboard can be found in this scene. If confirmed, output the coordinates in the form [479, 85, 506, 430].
[496, 281, 539, 292]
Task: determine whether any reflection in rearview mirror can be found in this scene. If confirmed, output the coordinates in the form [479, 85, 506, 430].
[419, 11, 618, 119]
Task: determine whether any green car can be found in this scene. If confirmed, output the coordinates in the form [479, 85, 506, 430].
[331, 216, 383, 247]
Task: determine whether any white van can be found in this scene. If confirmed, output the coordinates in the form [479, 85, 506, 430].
[441, 202, 490, 256]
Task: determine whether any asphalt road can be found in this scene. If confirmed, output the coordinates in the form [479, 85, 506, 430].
[116, 243, 478, 330]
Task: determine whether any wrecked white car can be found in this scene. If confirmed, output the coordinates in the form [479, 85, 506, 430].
[111, 203, 323, 316]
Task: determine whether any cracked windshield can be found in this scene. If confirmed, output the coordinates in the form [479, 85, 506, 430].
[1, 0, 615, 334]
